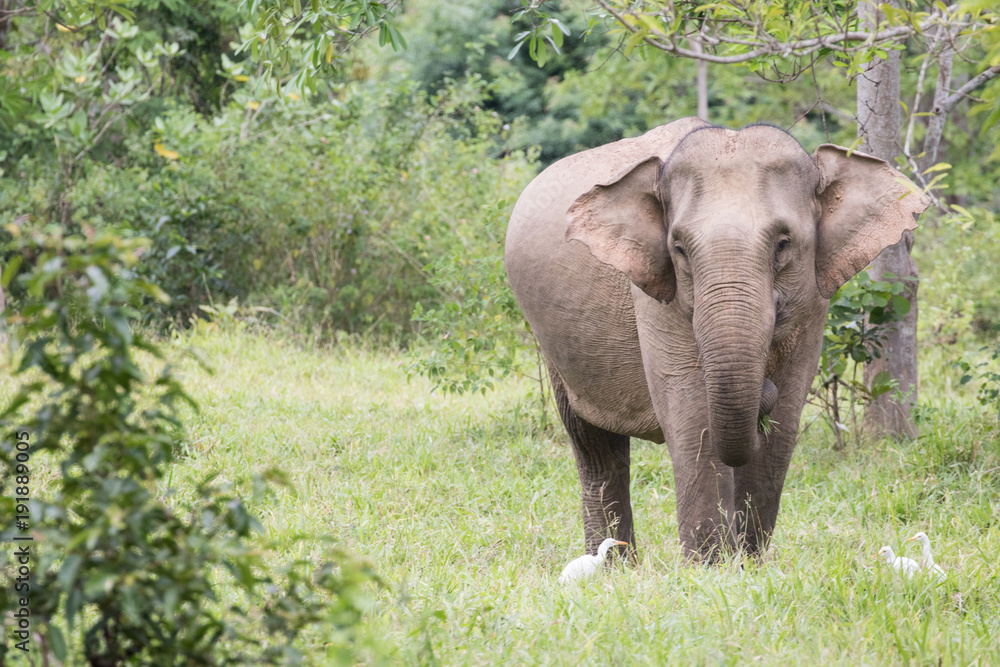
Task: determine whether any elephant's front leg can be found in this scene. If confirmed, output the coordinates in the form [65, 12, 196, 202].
[551, 371, 635, 559]
[665, 399, 738, 562]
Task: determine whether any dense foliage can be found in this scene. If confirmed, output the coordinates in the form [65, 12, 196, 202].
[3, 0, 999, 342]
[0, 2, 534, 336]
[7, 76, 533, 335]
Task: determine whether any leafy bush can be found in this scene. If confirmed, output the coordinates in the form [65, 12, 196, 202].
[1, 73, 536, 339]
[210, 76, 536, 338]
[0, 227, 381, 664]
[0, 0, 536, 342]
[955, 341, 1000, 420]
[917, 210, 1000, 341]
[810, 270, 911, 448]
[406, 197, 533, 396]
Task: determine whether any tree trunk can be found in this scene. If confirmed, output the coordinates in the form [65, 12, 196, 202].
[0, 265, 6, 349]
[857, 0, 919, 439]
[692, 39, 709, 121]
[696, 60, 708, 121]
[0, 1, 10, 52]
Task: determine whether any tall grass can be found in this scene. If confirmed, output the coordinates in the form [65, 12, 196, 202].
[146, 322, 1000, 665]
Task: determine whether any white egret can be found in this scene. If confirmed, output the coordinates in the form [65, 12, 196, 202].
[906, 531, 946, 582]
[558, 538, 629, 584]
[874, 545, 921, 578]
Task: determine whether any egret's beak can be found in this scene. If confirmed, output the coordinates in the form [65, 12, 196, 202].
[615, 540, 628, 546]
[905, 536, 917, 542]
[870, 554, 878, 561]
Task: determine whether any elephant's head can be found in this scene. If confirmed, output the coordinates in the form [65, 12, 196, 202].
[565, 124, 929, 468]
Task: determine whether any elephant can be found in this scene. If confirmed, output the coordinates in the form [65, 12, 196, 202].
[504, 118, 929, 562]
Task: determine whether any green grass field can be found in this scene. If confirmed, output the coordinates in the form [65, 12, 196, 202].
[147, 323, 1000, 665]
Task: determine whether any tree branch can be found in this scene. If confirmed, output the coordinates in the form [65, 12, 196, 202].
[902, 152, 950, 216]
[919, 62, 1000, 172]
[653, 27, 914, 64]
[921, 27, 955, 170]
[941, 63, 1000, 114]
[903, 26, 941, 157]
[593, 0, 961, 66]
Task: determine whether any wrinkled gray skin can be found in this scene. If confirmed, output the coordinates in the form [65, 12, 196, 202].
[505, 119, 929, 562]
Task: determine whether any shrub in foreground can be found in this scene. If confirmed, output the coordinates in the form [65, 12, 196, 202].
[0, 227, 380, 664]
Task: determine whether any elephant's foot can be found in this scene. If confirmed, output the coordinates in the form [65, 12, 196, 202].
[680, 517, 738, 564]
[734, 497, 775, 558]
[581, 491, 636, 562]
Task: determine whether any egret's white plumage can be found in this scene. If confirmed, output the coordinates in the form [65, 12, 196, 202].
[906, 531, 946, 582]
[558, 538, 628, 584]
[875, 545, 921, 578]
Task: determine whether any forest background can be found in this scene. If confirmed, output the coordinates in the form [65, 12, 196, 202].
[2, 0, 999, 356]
[1, 0, 1000, 663]
[0, 0, 1000, 346]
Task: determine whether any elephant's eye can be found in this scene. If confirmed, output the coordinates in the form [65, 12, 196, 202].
[774, 237, 791, 272]
[674, 244, 686, 258]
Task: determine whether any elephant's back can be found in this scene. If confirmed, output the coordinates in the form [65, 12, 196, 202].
[505, 118, 706, 440]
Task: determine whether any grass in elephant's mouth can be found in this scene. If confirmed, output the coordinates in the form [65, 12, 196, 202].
[757, 413, 779, 436]
[95, 327, 1000, 666]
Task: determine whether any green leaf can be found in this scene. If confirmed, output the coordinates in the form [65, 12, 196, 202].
[58, 554, 84, 589]
[551, 22, 564, 49]
[871, 371, 894, 396]
[890, 294, 910, 316]
[164, 586, 180, 623]
[46, 624, 68, 662]
[922, 162, 952, 174]
[1, 254, 22, 288]
[84, 571, 118, 597]
[388, 23, 406, 50]
[844, 136, 864, 156]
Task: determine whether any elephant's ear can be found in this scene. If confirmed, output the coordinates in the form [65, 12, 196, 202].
[812, 144, 930, 298]
[566, 156, 675, 303]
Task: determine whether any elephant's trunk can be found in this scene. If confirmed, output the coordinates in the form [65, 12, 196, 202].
[693, 266, 775, 468]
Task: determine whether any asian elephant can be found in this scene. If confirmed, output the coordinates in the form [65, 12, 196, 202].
[504, 118, 929, 562]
